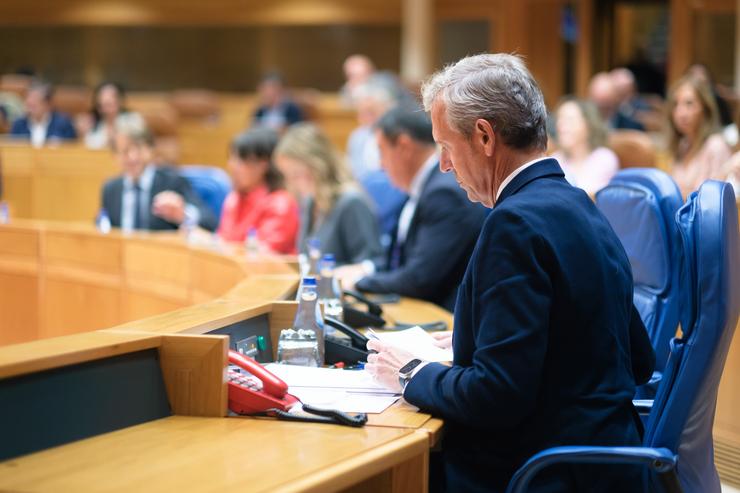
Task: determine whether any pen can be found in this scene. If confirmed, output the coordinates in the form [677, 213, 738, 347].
[366, 327, 380, 340]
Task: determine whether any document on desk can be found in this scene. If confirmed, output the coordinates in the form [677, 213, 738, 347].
[264, 364, 401, 414]
[370, 326, 453, 362]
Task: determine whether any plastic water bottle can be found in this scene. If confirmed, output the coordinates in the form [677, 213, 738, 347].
[278, 277, 325, 366]
[319, 254, 344, 324]
[181, 213, 197, 243]
[0, 201, 8, 224]
[245, 227, 259, 256]
[96, 208, 111, 234]
[306, 237, 321, 277]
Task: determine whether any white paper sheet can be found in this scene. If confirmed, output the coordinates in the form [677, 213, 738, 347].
[288, 388, 400, 414]
[368, 326, 453, 362]
[264, 363, 401, 414]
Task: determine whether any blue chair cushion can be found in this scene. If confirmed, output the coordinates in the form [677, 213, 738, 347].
[179, 165, 232, 219]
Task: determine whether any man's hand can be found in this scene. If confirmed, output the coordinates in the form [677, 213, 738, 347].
[430, 331, 453, 349]
[335, 263, 369, 291]
[152, 191, 186, 224]
[365, 339, 416, 393]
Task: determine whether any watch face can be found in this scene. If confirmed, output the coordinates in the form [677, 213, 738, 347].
[399, 358, 422, 375]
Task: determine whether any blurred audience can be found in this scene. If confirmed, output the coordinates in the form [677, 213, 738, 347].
[337, 107, 486, 310]
[79, 82, 129, 149]
[10, 80, 77, 146]
[552, 98, 619, 195]
[252, 72, 304, 132]
[346, 81, 407, 239]
[101, 115, 217, 232]
[340, 54, 417, 109]
[666, 75, 732, 198]
[217, 127, 299, 253]
[274, 122, 381, 264]
[588, 72, 644, 131]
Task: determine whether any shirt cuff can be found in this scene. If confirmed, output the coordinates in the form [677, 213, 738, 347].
[361, 259, 376, 276]
[402, 361, 430, 398]
[184, 204, 201, 226]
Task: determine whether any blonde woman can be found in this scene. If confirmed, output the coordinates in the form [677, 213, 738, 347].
[274, 122, 382, 264]
[667, 75, 732, 197]
[552, 97, 619, 195]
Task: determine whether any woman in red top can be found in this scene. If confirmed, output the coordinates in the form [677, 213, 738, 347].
[217, 127, 299, 254]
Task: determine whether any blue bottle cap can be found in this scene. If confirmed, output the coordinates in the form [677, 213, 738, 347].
[321, 253, 335, 262]
[302, 277, 317, 286]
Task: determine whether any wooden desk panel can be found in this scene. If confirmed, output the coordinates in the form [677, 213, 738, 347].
[0, 143, 118, 222]
[0, 416, 428, 493]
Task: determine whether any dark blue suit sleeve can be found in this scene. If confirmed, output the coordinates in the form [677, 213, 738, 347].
[404, 209, 552, 429]
[356, 186, 481, 300]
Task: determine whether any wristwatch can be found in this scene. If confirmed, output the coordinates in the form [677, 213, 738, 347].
[398, 358, 423, 391]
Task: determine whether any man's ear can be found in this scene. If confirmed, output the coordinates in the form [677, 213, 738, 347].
[396, 133, 414, 156]
[474, 118, 496, 157]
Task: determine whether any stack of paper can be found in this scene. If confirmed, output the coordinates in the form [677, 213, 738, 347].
[264, 364, 400, 414]
[369, 326, 453, 362]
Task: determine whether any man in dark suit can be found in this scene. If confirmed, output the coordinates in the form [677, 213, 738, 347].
[101, 117, 217, 232]
[10, 81, 77, 146]
[366, 54, 655, 492]
[337, 107, 486, 311]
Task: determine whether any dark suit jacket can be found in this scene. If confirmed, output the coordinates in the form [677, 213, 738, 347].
[253, 100, 304, 128]
[356, 166, 486, 311]
[10, 111, 77, 142]
[102, 166, 218, 232]
[404, 159, 655, 492]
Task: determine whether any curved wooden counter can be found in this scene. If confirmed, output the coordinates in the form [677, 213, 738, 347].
[0, 220, 297, 346]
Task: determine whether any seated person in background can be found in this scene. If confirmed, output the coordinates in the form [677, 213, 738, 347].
[588, 72, 644, 131]
[80, 81, 128, 149]
[551, 97, 619, 195]
[217, 127, 299, 253]
[10, 80, 77, 147]
[274, 122, 382, 265]
[346, 82, 407, 239]
[102, 116, 217, 232]
[337, 107, 486, 311]
[667, 74, 732, 198]
[252, 72, 304, 132]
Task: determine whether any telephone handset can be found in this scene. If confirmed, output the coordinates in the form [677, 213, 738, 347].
[342, 289, 386, 328]
[324, 316, 370, 365]
[227, 350, 368, 427]
[227, 350, 299, 414]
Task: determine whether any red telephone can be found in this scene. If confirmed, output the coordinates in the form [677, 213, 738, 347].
[227, 350, 299, 415]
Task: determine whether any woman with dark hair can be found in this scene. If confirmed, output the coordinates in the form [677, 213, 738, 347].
[84, 82, 128, 149]
[217, 127, 299, 253]
[667, 74, 732, 198]
[552, 97, 619, 195]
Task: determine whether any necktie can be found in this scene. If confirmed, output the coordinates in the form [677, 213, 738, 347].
[132, 181, 143, 230]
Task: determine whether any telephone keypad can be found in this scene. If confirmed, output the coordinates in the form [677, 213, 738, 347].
[228, 370, 263, 392]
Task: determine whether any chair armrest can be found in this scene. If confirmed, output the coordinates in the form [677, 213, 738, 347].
[633, 399, 654, 415]
[504, 446, 679, 493]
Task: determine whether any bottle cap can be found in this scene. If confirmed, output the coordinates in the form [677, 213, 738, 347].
[302, 277, 317, 287]
[321, 253, 335, 262]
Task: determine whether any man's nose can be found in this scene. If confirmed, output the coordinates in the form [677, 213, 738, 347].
[439, 151, 453, 173]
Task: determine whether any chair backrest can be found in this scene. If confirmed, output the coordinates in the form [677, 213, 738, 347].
[360, 169, 407, 238]
[179, 165, 232, 219]
[608, 129, 657, 168]
[644, 180, 740, 493]
[595, 168, 684, 372]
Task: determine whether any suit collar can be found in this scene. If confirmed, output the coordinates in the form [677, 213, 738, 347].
[494, 158, 564, 207]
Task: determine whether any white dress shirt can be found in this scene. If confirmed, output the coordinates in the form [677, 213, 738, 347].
[29, 115, 50, 148]
[121, 165, 156, 231]
[495, 156, 551, 202]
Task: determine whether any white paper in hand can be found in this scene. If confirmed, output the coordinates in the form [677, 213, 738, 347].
[372, 326, 453, 362]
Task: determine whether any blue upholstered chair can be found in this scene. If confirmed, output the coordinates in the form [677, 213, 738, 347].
[179, 165, 232, 219]
[506, 180, 740, 493]
[595, 169, 684, 397]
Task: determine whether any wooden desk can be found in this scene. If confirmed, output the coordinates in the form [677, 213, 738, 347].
[0, 416, 429, 493]
[0, 142, 118, 221]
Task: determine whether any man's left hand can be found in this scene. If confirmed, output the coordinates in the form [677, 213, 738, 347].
[365, 339, 416, 393]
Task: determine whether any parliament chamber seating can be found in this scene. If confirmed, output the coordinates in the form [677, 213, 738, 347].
[179, 165, 232, 219]
[596, 168, 684, 398]
[507, 180, 740, 493]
